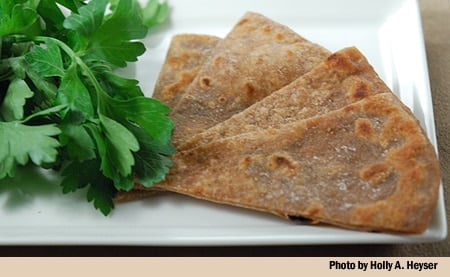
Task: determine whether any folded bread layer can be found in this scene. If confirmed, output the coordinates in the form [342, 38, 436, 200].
[153, 93, 440, 233]
[170, 12, 331, 145]
[153, 34, 221, 108]
[179, 47, 392, 151]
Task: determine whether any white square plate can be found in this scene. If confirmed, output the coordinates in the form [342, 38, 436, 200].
[0, 0, 446, 245]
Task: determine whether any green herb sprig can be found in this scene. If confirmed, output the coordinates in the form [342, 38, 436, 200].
[0, 0, 173, 215]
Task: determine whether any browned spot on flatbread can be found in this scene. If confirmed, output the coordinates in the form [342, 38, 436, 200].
[359, 162, 393, 185]
[276, 33, 284, 40]
[351, 81, 370, 100]
[304, 202, 324, 218]
[325, 51, 356, 72]
[239, 156, 253, 171]
[285, 49, 294, 57]
[263, 25, 272, 33]
[266, 153, 299, 177]
[218, 96, 227, 104]
[391, 141, 427, 161]
[355, 118, 375, 138]
[256, 57, 265, 64]
[237, 18, 250, 26]
[267, 153, 297, 170]
[245, 82, 256, 97]
[162, 70, 198, 100]
[213, 55, 225, 65]
[167, 54, 189, 68]
[200, 76, 211, 88]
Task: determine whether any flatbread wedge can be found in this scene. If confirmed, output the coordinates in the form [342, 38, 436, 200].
[179, 47, 393, 151]
[170, 12, 330, 145]
[152, 34, 221, 108]
[115, 34, 220, 203]
[148, 93, 440, 233]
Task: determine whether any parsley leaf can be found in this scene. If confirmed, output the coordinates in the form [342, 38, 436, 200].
[87, 180, 117, 215]
[97, 71, 144, 99]
[141, 0, 170, 28]
[0, 0, 173, 215]
[63, 0, 109, 37]
[129, 124, 174, 187]
[0, 121, 61, 178]
[60, 159, 117, 215]
[0, 4, 39, 36]
[0, 78, 34, 121]
[99, 114, 139, 179]
[59, 111, 96, 162]
[103, 95, 173, 144]
[56, 65, 94, 118]
[73, 0, 149, 68]
[24, 38, 65, 78]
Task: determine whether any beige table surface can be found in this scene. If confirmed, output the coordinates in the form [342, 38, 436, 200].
[0, 0, 448, 257]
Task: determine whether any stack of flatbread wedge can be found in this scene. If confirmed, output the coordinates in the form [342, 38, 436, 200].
[119, 12, 441, 234]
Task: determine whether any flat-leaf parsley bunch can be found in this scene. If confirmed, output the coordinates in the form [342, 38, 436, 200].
[0, 0, 173, 215]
